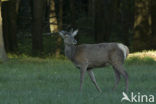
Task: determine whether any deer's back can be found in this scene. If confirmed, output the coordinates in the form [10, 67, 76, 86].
[73, 43, 127, 68]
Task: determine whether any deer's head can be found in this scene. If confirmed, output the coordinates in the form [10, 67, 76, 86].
[59, 29, 78, 45]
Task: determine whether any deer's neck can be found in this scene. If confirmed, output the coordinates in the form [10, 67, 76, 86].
[65, 44, 76, 60]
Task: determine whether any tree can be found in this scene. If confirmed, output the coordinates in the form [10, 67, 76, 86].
[88, 0, 95, 37]
[88, 0, 94, 17]
[151, 0, 156, 49]
[94, 0, 105, 42]
[32, 0, 46, 55]
[1, 0, 19, 52]
[94, 0, 118, 42]
[70, 0, 76, 28]
[120, 0, 134, 46]
[49, 0, 58, 32]
[133, 0, 152, 51]
[55, 0, 63, 57]
[0, 0, 8, 61]
[48, 0, 62, 57]
[58, 0, 63, 30]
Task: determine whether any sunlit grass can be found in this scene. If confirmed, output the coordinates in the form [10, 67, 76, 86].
[128, 50, 156, 61]
[126, 50, 156, 65]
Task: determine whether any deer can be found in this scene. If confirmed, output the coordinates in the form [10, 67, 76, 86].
[59, 29, 129, 92]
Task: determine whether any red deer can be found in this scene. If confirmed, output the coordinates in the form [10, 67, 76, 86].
[59, 29, 129, 92]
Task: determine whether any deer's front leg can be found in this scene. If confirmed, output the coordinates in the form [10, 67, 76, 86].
[88, 70, 102, 93]
[80, 65, 87, 92]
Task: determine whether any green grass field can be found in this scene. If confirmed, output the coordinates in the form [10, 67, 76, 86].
[0, 52, 156, 104]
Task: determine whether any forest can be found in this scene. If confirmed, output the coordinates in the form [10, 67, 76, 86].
[0, 0, 156, 104]
[0, 0, 156, 60]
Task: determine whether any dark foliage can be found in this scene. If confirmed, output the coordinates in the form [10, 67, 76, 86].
[1, 0, 156, 56]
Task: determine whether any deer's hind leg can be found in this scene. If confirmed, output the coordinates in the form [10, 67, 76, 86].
[112, 66, 121, 90]
[113, 64, 128, 92]
[110, 52, 128, 92]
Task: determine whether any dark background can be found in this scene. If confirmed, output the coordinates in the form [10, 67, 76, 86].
[1, 0, 156, 57]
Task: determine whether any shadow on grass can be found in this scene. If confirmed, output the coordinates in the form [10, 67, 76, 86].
[126, 56, 156, 65]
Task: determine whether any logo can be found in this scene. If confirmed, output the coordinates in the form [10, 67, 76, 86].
[121, 92, 155, 103]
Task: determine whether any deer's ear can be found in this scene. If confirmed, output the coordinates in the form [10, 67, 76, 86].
[70, 28, 73, 33]
[72, 29, 78, 37]
[59, 31, 65, 38]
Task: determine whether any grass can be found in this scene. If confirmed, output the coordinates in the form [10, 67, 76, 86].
[0, 51, 156, 104]
[128, 50, 156, 61]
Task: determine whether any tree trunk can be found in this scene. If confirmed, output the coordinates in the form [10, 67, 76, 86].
[55, 0, 63, 57]
[32, 0, 45, 55]
[133, 0, 152, 51]
[49, 0, 58, 32]
[88, 0, 94, 16]
[120, 0, 134, 46]
[88, 0, 95, 36]
[151, 0, 156, 49]
[70, 0, 76, 28]
[1, 1, 9, 51]
[1, 0, 18, 52]
[94, 0, 105, 42]
[94, 0, 116, 42]
[16, 0, 21, 13]
[0, 0, 8, 62]
[58, 0, 63, 30]
[8, 0, 18, 52]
